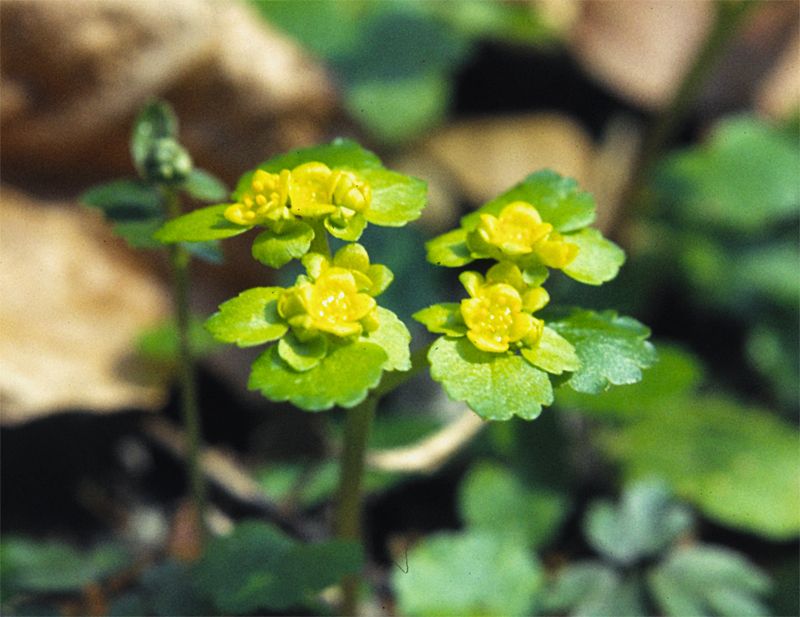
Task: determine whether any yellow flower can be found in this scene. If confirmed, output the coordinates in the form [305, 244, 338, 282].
[224, 169, 291, 226]
[289, 162, 371, 219]
[467, 201, 579, 268]
[459, 269, 546, 354]
[278, 267, 379, 339]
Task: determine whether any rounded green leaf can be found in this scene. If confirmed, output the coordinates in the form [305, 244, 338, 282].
[462, 170, 596, 233]
[205, 287, 287, 347]
[548, 309, 657, 394]
[277, 333, 328, 372]
[251, 220, 314, 268]
[362, 307, 411, 372]
[425, 227, 473, 267]
[182, 168, 229, 202]
[413, 303, 466, 336]
[249, 342, 387, 411]
[324, 212, 367, 241]
[154, 204, 250, 243]
[259, 139, 383, 174]
[393, 530, 542, 617]
[429, 337, 553, 421]
[562, 228, 625, 285]
[81, 179, 162, 222]
[361, 167, 428, 227]
[521, 326, 580, 375]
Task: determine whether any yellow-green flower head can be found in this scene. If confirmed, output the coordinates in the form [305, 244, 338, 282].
[289, 162, 371, 219]
[459, 264, 549, 354]
[224, 169, 292, 226]
[467, 201, 579, 269]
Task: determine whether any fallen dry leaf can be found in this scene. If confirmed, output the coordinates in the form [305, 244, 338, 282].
[0, 0, 337, 184]
[0, 187, 170, 425]
[569, 0, 713, 110]
[423, 113, 595, 206]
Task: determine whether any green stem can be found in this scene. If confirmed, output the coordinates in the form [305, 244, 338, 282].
[165, 189, 208, 542]
[335, 396, 378, 616]
[309, 219, 332, 259]
[614, 0, 760, 238]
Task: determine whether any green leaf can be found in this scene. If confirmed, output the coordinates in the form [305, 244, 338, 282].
[429, 336, 553, 420]
[649, 546, 771, 617]
[345, 72, 450, 145]
[182, 169, 229, 202]
[131, 100, 178, 173]
[137, 560, 212, 616]
[462, 170, 596, 233]
[182, 240, 224, 264]
[362, 307, 411, 371]
[425, 227, 473, 267]
[562, 227, 626, 285]
[197, 521, 362, 613]
[521, 326, 580, 375]
[459, 461, 567, 548]
[205, 287, 287, 347]
[361, 167, 428, 227]
[254, 138, 382, 178]
[584, 481, 692, 566]
[154, 204, 250, 243]
[655, 115, 800, 232]
[251, 220, 314, 268]
[112, 218, 164, 249]
[393, 530, 542, 617]
[603, 396, 800, 539]
[548, 309, 657, 394]
[81, 179, 163, 221]
[542, 562, 646, 617]
[557, 345, 703, 420]
[324, 211, 366, 241]
[277, 333, 327, 371]
[249, 341, 387, 411]
[0, 537, 129, 594]
[413, 302, 467, 336]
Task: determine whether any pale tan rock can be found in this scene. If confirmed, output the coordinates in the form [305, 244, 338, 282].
[423, 113, 595, 206]
[0, 0, 336, 183]
[757, 33, 800, 120]
[0, 187, 170, 425]
[569, 0, 713, 110]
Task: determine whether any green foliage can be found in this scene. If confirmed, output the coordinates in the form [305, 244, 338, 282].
[136, 316, 220, 362]
[649, 547, 771, 617]
[249, 342, 388, 410]
[251, 221, 315, 268]
[154, 204, 250, 243]
[459, 461, 567, 549]
[182, 169, 229, 202]
[363, 307, 412, 371]
[584, 481, 692, 566]
[1, 537, 129, 596]
[428, 336, 553, 420]
[520, 326, 581, 375]
[561, 228, 626, 285]
[543, 482, 772, 617]
[130, 100, 179, 176]
[197, 521, 362, 613]
[548, 309, 657, 394]
[393, 530, 543, 617]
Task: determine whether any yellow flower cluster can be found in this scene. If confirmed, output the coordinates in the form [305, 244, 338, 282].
[459, 263, 549, 353]
[224, 162, 371, 228]
[468, 201, 578, 269]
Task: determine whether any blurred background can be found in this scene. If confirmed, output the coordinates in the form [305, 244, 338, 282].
[1, 1, 798, 615]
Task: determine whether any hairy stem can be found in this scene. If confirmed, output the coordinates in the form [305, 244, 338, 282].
[335, 396, 378, 616]
[165, 188, 208, 543]
[614, 0, 760, 238]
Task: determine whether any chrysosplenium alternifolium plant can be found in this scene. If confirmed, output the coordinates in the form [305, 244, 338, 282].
[156, 139, 656, 420]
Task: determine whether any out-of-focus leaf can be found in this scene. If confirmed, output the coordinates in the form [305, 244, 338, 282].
[656, 116, 800, 232]
[138, 560, 212, 616]
[112, 218, 164, 249]
[584, 481, 692, 566]
[459, 461, 567, 548]
[542, 562, 647, 617]
[746, 321, 799, 411]
[548, 309, 657, 394]
[81, 179, 163, 221]
[649, 546, 771, 617]
[197, 521, 362, 613]
[393, 530, 542, 617]
[604, 397, 800, 539]
[182, 169, 229, 202]
[136, 316, 220, 363]
[131, 100, 179, 175]
[0, 537, 129, 594]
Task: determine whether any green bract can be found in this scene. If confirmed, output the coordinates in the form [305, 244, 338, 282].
[205, 243, 410, 411]
[425, 170, 624, 285]
[154, 139, 427, 256]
